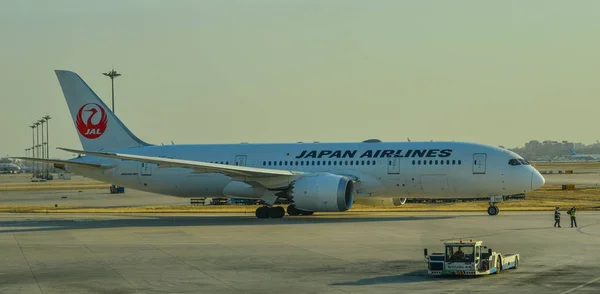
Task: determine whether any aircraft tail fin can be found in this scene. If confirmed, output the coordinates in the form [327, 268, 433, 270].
[569, 148, 577, 155]
[54, 70, 151, 151]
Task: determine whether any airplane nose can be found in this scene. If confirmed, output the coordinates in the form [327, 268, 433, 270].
[531, 171, 545, 190]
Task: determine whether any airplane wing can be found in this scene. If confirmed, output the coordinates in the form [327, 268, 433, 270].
[11, 157, 115, 170]
[57, 148, 301, 178]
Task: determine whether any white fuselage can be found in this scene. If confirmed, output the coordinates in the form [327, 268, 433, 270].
[65, 141, 543, 200]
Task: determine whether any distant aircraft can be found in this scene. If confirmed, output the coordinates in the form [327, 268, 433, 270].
[0, 163, 21, 173]
[15, 70, 545, 218]
[569, 148, 600, 160]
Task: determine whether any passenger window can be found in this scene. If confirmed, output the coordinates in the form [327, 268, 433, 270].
[372, 160, 376, 165]
[458, 160, 461, 165]
[429, 160, 432, 165]
[440, 160, 444, 165]
[268, 161, 272, 166]
[424, 160, 427, 165]
[279, 161, 282, 165]
[263, 161, 266, 166]
[412, 160, 415, 165]
[418, 160, 421, 165]
[366, 161, 370, 165]
[452, 160, 456, 165]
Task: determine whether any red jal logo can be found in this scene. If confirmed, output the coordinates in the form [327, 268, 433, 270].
[76, 103, 108, 139]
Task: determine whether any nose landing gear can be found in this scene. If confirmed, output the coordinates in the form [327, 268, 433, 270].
[487, 195, 504, 216]
[487, 205, 499, 216]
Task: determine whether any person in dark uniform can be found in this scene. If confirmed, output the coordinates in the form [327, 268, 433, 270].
[451, 247, 465, 261]
[554, 206, 561, 228]
[570, 206, 577, 228]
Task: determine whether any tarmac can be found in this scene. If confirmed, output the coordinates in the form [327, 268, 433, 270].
[1, 211, 599, 294]
[1, 173, 600, 293]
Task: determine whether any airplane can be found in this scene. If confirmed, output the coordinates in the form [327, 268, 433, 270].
[14, 70, 546, 218]
[0, 162, 21, 174]
[569, 148, 600, 160]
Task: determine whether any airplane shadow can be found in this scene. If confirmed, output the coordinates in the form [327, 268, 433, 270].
[331, 270, 480, 285]
[0, 215, 455, 233]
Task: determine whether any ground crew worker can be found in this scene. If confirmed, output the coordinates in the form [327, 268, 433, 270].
[451, 247, 465, 261]
[570, 206, 577, 228]
[554, 206, 561, 228]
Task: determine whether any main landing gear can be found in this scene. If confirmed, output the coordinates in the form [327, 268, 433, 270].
[254, 204, 315, 219]
[255, 206, 285, 219]
[487, 195, 504, 216]
[286, 204, 314, 216]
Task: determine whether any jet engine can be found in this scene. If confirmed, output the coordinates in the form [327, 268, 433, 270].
[290, 174, 354, 212]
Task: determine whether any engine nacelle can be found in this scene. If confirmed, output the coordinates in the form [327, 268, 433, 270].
[290, 174, 355, 212]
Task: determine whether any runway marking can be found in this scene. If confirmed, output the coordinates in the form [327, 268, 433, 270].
[147, 243, 246, 293]
[13, 232, 44, 294]
[82, 244, 141, 293]
[560, 276, 600, 294]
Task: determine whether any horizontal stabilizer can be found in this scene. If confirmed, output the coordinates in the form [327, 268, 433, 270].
[11, 157, 115, 170]
[57, 147, 299, 178]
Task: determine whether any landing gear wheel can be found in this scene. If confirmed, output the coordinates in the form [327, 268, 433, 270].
[300, 210, 314, 216]
[287, 205, 301, 216]
[256, 206, 269, 219]
[487, 206, 499, 216]
[268, 207, 285, 218]
[514, 257, 519, 269]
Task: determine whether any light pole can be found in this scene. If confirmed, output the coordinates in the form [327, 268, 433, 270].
[39, 118, 45, 178]
[44, 115, 51, 178]
[29, 125, 35, 176]
[35, 121, 40, 178]
[103, 69, 121, 113]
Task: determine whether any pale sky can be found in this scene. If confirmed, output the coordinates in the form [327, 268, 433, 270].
[1, 1, 599, 159]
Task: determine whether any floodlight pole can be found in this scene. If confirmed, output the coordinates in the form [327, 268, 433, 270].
[35, 122, 40, 177]
[103, 69, 121, 113]
[44, 115, 51, 178]
[29, 125, 35, 176]
[39, 119, 45, 178]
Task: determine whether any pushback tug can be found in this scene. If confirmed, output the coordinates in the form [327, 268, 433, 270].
[424, 239, 520, 276]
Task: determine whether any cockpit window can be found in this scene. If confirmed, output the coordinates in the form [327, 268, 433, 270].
[508, 159, 521, 166]
[518, 159, 531, 165]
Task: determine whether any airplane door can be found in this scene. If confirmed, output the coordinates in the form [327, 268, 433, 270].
[141, 162, 153, 176]
[387, 155, 400, 174]
[235, 155, 247, 166]
[473, 153, 487, 174]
